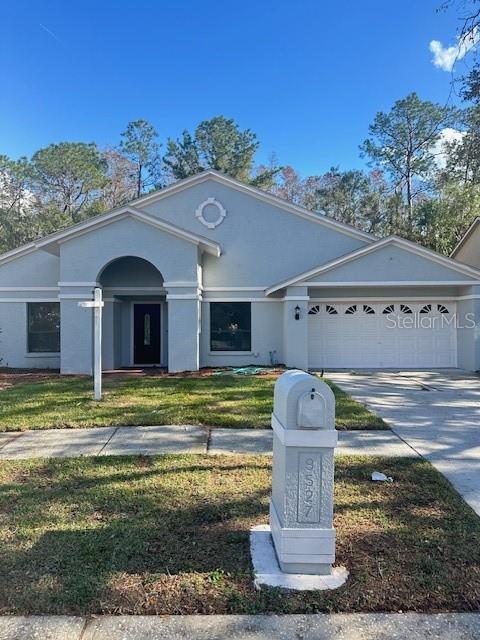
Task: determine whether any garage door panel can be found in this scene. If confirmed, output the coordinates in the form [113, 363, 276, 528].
[308, 301, 457, 369]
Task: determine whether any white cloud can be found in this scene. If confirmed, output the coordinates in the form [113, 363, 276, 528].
[432, 128, 465, 168]
[429, 27, 479, 72]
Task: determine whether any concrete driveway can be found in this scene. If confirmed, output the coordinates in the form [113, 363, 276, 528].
[328, 370, 480, 516]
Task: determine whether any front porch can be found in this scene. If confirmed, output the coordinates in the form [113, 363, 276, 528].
[60, 256, 201, 374]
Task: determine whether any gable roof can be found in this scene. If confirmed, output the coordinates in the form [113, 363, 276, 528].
[130, 170, 376, 243]
[0, 170, 374, 268]
[450, 217, 480, 258]
[0, 206, 221, 266]
[265, 235, 480, 295]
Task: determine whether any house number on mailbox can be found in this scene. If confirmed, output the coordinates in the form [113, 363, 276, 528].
[297, 452, 322, 523]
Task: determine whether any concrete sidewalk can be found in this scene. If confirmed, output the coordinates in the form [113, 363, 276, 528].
[1, 613, 479, 639]
[0, 425, 417, 459]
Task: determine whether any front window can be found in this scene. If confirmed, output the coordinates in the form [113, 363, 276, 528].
[27, 302, 60, 353]
[210, 302, 251, 351]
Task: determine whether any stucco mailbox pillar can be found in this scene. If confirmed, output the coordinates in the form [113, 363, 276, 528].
[270, 369, 337, 575]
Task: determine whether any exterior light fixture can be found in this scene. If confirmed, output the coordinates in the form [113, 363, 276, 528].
[294, 305, 301, 320]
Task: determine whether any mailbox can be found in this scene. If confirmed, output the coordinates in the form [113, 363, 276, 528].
[270, 369, 338, 575]
[297, 389, 327, 429]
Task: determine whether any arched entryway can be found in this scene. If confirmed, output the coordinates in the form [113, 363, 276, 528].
[97, 256, 166, 368]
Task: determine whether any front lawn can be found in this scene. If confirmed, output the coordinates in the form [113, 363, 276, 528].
[0, 372, 385, 431]
[0, 455, 478, 615]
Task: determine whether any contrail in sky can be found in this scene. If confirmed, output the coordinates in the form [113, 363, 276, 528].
[39, 23, 63, 44]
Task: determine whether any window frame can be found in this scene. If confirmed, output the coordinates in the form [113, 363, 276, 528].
[209, 302, 253, 354]
[26, 302, 61, 355]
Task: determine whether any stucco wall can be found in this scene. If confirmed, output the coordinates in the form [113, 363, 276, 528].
[454, 225, 480, 268]
[139, 179, 369, 288]
[0, 250, 59, 287]
[59, 216, 199, 284]
[456, 287, 480, 371]
[305, 245, 477, 283]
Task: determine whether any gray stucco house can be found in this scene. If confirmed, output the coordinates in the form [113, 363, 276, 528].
[1, 170, 480, 374]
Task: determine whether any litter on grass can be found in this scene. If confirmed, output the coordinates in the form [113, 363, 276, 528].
[372, 471, 394, 482]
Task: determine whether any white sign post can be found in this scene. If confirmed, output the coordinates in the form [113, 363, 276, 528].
[78, 287, 104, 401]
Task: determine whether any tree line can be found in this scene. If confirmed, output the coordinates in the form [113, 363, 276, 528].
[0, 116, 280, 253]
[2, 3, 480, 256]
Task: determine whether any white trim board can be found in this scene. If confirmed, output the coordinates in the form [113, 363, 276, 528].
[0, 287, 59, 291]
[202, 297, 283, 302]
[265, 236, 480, 295]
[302, 280, 480, 287]
[163, 281, 199, 288]
[204, 287, 267, 291]
[310, 295, 476, 302]
[0, 298, 59, 303]
[299, 280, 480, 289]
[58, 281, 98, 287]
[102, 287, 166, 292]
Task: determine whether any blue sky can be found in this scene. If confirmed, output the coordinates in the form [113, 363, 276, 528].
[0, 0, 473, 175]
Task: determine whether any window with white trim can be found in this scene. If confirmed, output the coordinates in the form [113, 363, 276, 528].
[400, 304, 413, 314]
[363, 304, 375, 314]
[345, 304, 357, 315]
[437, 304, 449, 314]
[308, 305, 321, 315]
[326, 304, 338, 315]
[382, 304, 395, 314]
[27, 302, 60, 353]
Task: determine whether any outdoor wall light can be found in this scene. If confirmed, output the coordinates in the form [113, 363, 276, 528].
[294, 305, 301, 320]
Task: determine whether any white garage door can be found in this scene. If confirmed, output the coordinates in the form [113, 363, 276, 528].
[308, 301, 457, 369]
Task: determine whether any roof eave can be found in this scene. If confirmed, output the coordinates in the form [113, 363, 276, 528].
[33, 207, 221, 257]
[450, 217, 480, 258]
[265, 235, 480, 295]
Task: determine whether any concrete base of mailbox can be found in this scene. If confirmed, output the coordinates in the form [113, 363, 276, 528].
[250, 524, 349, 590]
[270, 500, 335, 574]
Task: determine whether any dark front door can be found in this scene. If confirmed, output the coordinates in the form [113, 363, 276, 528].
[134, 304, 161, 365]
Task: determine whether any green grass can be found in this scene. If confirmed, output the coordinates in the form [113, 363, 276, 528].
[0, 454, 479, 614]
[0, 374, 385, 431]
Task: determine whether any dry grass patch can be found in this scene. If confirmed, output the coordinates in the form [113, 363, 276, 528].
[0, 455, 479, 615]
